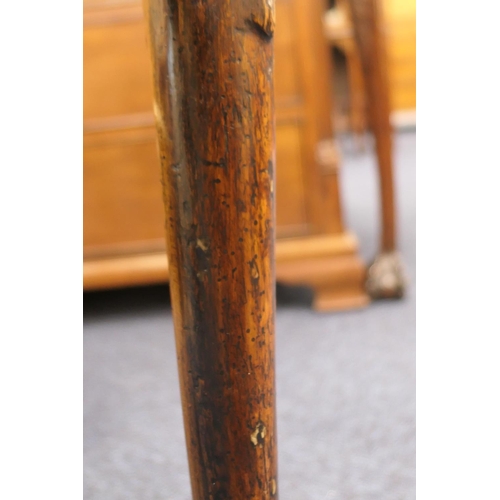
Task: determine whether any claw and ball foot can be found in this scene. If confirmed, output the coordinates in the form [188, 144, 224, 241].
[365, 251, 406, 299]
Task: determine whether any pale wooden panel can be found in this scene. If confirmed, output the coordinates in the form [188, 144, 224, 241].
[388, 38, 417, 62]
[83, 129, 165, 249]
[390, 62, 416, 88]
[275, 122, 308, 233]
[274, 0, 302, 104]
[383, 0, 416, 20]
[391, 86, 416, 112]
[383, 0, 416, 111]
[84, 20, 154, 119]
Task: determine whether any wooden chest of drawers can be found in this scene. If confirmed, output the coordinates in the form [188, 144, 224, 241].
[83, 0, 369, 310]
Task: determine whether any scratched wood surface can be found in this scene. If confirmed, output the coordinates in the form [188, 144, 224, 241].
[144, 0, 278, 498]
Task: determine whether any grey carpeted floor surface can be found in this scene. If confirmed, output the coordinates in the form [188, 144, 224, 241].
[84, 130, 416, 500]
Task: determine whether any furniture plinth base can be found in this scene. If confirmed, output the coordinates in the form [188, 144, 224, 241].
[277, 252, 369, 312]
[84, 233, 370, 312]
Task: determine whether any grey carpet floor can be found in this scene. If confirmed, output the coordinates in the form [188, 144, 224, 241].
[84, 130, 416, 500]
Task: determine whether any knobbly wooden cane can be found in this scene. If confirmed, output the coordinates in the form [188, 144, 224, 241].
[346, 0, 406, 299]
[144, 0, 278, 498]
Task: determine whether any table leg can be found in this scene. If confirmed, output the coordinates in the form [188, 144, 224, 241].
[347, 0, 407, 299]
[144, 0, 278, 498]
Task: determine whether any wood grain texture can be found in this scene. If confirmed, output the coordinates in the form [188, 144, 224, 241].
[144, 0, 278, 498]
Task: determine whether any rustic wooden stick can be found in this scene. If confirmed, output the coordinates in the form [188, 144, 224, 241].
[144, 0, 278, 498]
[346, 0, 406, 299]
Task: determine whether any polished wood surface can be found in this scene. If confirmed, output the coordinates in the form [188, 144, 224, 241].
[144, 0, 277, 497]
[83, 0, 369, 310]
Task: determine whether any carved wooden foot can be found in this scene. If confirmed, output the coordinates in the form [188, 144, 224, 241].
[365, 250, 406, 299]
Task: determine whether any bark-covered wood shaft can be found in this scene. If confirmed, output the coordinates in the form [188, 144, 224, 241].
[347, 0, 396, 252]
[144, 1, 277, 498]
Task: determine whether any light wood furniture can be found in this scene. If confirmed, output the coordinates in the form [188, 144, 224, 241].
[144, 1, 278, 496]
[83, 0, 369, 311]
